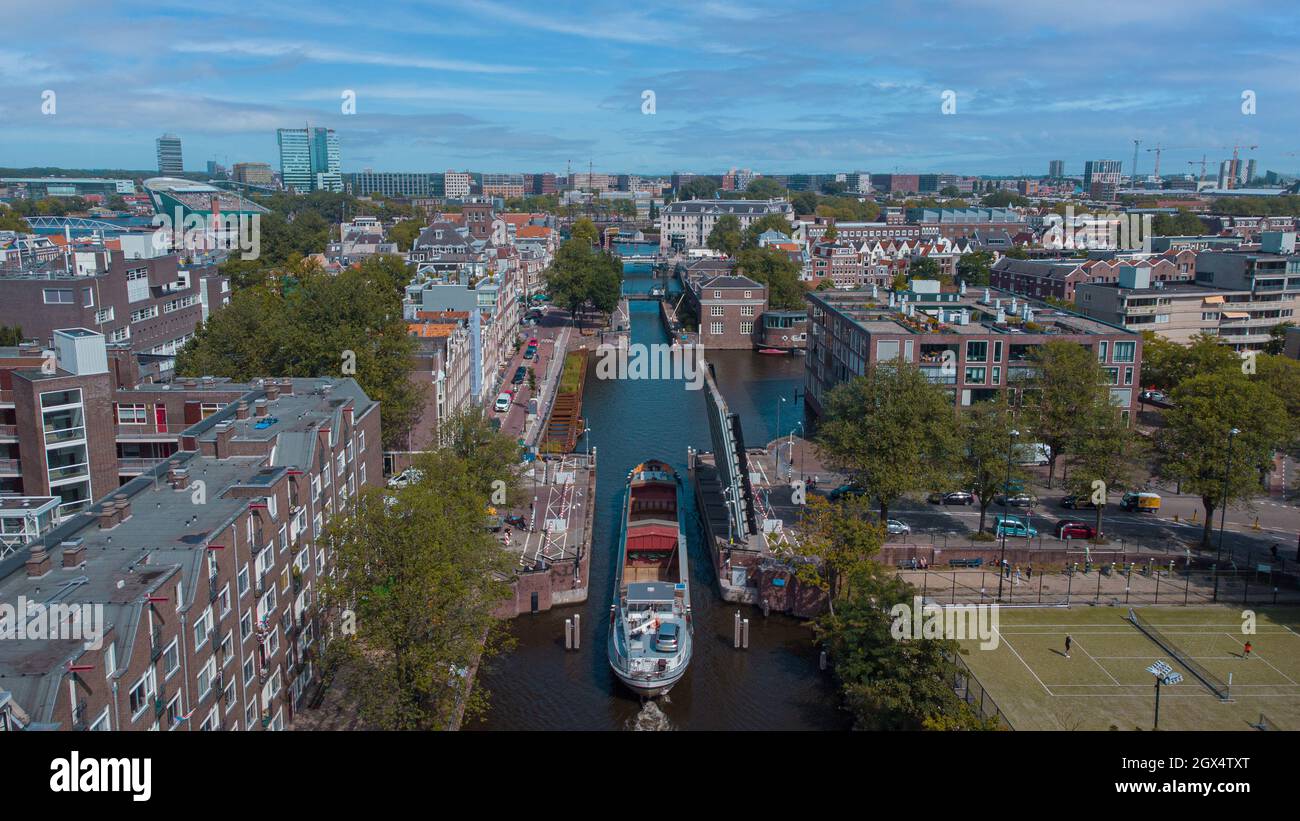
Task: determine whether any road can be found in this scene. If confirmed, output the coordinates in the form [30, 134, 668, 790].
[488, 306, 569, 444]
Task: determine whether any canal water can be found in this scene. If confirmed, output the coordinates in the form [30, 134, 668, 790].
[471, 264, 850, 730]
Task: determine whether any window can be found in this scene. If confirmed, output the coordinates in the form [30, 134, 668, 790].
[709, 322, 724, 336]
[128, 668, 156, 717]
[241, 610, 253, 642]
[1113, 341, 1136, 362]
[243, 655, 256, 686]
[162, 639, 180, 679]
[116, 403, 147, 425]
[964, 366, 986, 383]
[237, 564, 249, 597]
[1097, 340, 1108, 362]
[95, 307, 114, 324]
[43, 288, 74, 304]
[740, 322, 753, 335]
[130, 305, 159, 323]
[110, 326, 131, 342]
[965, 341, 988, 363]
[197, 657, 216, 700]
[193, 607, 212, 650]
[740, 305, 755, 317]
[126, 267, 150, 302]
[82, 287, 95, 308]
[743, 290, 752, 299]
[220, 630, 233, 664]
[713, 290, 721, 299]
[710, 305, 724, 317]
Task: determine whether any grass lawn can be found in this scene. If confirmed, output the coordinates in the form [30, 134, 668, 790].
[957, 605, 1300, 730]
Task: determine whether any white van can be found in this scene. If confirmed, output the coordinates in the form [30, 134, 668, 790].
[494, 392, 512, 413]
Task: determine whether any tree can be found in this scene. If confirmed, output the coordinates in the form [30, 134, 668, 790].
[939, 186, 961, 197]
[1067, 400, 1149, 536]
[546, 238, 624, 326]
[907, 257, 942, 282]
[678, 177, 721, 200]
[816, 362, 960, 521]
[735, 247, 805, 310]
[1155, 373, 1288, 549]
[388, 219, 424, 252]
[1004, 245, 1029, 260]
[790, 494, 884, 613]
[960, 395, 1025, 535]
[1251, 353, 1300, 454]
[177, 257, 425, 450]
[981, 190, 1030, 207]
[569, 218, 599, 246]
[1151, 209, 1207, 236]
[0, 324, 24, 345]
[1019, 340, 1108, 488]
[741, 213, 793, 248]
[705, 214, 742, 257]
[814, 577, 998, 730]
[1139, 331, 1238, 391]
[0, 207, 29, 232]
[956, 250, 993, 286]
[822, 223, 838, 241]
[741, 177, 787, 199]
[1263, 322, 1296, 355]
[318, 441, 516, 729]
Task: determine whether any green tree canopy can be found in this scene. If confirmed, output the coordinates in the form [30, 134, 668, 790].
[318, 433, 517, 730]
[741, 177, 787, 199]
[956, 250, 994, 286]
[1155, 372, 1288, 548]
[1019, 339, 1110, 488]
[176, 256, 425, 450]
[705, 213, 742, 257]
[546, 238, 624, 326]
[959, 394, 1026, 534]
[816, 361, 961, 520]
[735, 246, 806, 310]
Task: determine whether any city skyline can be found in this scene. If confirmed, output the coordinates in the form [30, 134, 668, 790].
[2, 0, 1300, 176]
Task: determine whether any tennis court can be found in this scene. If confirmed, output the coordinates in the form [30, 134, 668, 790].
[956, 605, 1300, 730]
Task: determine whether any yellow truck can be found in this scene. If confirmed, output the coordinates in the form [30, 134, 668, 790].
[1120, 492, 1161, 513]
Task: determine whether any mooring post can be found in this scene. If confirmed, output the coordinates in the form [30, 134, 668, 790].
[572, 613, 580, 649]
[564, 618, 573, 650]
[733, 610, 741, 648]
[742, 618, 750, 649]
[819, 650, 827, 671]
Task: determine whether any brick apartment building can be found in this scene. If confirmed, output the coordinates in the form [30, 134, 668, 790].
[0, 330, 381, 731]
[679, 260, 769, 349]
[0, 243, 228, 359]
[805, 285, 1144, 420]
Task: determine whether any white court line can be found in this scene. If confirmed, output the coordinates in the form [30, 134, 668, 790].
[1070, 637, 1121, 686]
[992, 629, 1054, 696]
[1221, 632, 1299, 686]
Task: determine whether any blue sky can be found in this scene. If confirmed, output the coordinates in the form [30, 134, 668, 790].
[2, 0, 1299, 177]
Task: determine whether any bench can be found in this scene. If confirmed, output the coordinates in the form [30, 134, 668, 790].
[948, 558, 984, 568]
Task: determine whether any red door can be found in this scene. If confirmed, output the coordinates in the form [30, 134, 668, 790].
[155, 405, 168, 433]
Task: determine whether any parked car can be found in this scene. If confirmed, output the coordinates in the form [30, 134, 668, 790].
[494, 392, 513, 413]
[512, 366, 527, 384]
[504, 514, 528, 528]
[928, 490, 975, 505]
[1139, 389, 1168, 404]
[886, 519, 911, 536]
[994, 515, 1037, 538]
[1120, 491, 1161, 513]
[995, 492, 1037, 508]
[827, 483, 867, 502]
[386, 467, 424, 489]
[1060, 495, 1101, 510]
[523, 346, 536, 360]
[1055, 520, 1099, 540]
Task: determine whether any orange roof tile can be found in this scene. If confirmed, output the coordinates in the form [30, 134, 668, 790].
[408, 323, 454, 338]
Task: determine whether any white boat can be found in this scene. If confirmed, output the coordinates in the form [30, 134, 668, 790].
[607, 460, 693, 697]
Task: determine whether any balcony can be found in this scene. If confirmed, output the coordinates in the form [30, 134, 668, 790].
[0, 424, 16, 439]
[0, 458, 19, 475]
[118, 457, 166, 474]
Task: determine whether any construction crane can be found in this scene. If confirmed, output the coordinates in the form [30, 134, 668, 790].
[1188, 156, 1209, 190]
[1132, 139, 1141, 181]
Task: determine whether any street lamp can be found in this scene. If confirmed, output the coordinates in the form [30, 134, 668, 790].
[997, 429, 1020, 602]
[583, 427, 592, 460]
[776, 395, 787, 446]
[1146, 660, 1183, 730]
[793, 420, 805, 483]
[1216, 427, 1241, 561]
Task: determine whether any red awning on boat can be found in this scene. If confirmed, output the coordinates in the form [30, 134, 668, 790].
[627, 523, 678, 551]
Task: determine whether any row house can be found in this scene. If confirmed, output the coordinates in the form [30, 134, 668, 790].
[0, 370, 381, 731]
[407, 313, 474, 450]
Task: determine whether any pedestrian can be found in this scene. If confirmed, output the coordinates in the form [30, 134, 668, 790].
[1270, 543, 1279, 562]
[1064, 634, 1072, 659]
[1013, 566, 1022, 586]
[1026, 564, 1033, 580]
[1243, 641, 1253, 659]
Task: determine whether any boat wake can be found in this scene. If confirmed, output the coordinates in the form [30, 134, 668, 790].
[627, 698, 673, 731]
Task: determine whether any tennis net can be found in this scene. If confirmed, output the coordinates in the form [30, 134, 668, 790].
[1128, 608, 1230, 701]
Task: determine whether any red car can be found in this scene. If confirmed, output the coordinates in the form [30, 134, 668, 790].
[1056, 520, 1099, 540]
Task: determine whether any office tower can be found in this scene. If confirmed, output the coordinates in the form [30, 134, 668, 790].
[276, 127, 341, 193]
[156, 134, 183, 175]
[1049, 160, 1064, 178]
[1083, 160, 1122, 198]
